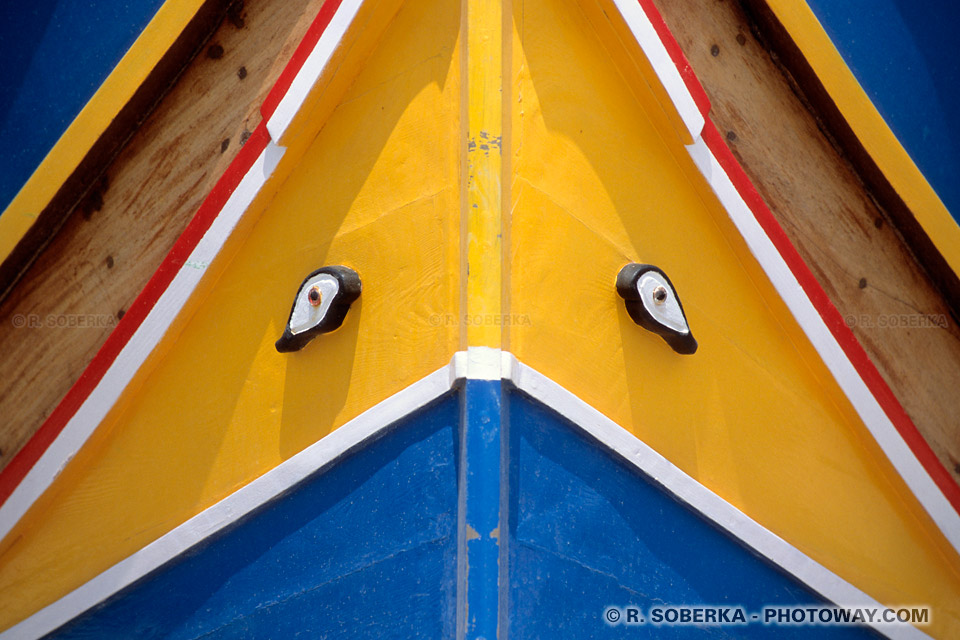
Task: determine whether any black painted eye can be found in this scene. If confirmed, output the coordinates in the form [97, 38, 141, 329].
[276, 266, 361, 353]
[617, 263, 697, 355]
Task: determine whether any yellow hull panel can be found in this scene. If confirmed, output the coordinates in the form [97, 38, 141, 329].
[506, 0, 960, 634]
[1, 0, 958, 635]
[0, 0, 462, 626]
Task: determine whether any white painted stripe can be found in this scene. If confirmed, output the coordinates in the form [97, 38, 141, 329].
[685, 136, 960, 555]
[1, 359, 457, 640]
[0, 142, 286, 549]
[609, 0, 705, 141]
[602, 9, 956, 547]
[504, 359, 929, 640]
[609, 0, 960, 583]
[266, 0, 365, 144]
[464, 346, 502, 380]
[4, 353, 933, 639]
[1, 4, 951, 635]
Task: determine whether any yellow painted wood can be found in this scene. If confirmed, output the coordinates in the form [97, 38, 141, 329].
[650, 0, 960, 498]
[0, 0, 207, 266]
[0, 0, 331, 474]
[3, 0, 959, 633]
[507, 0, 960, 635]
[0, 0, 462, 628]
[579, 0, 698, 146]
[464, 0, 504, 348]
[764, 0, 960, 283]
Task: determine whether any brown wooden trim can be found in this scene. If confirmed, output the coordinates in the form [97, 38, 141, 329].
[739, 0, 960, 320]
[0, 0, 236, 304]
[650, 0, 960, 482]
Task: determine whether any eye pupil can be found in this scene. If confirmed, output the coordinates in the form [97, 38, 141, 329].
[308, 286, 322, 306]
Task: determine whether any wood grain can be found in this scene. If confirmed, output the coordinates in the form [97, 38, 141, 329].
[0, 0, 327, 470]
[1, 0, 958, 490]
[650, 0, 960, 480]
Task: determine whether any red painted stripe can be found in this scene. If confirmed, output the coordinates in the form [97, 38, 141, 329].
[5, 0, 957, 536]
[701, 121, 960, 515]
[260, 0, 346, 121]
[0, 0, 349, 510]
[638, 0, 960, 517]
[0, 124, 270, 509]
[634, 0, 711, 116]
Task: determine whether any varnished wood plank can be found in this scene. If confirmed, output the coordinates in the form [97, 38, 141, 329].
[0, 0, 327, 471]
[650, 0, 960, 481]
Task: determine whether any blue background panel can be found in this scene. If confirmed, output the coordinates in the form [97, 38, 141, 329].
[0, 0, 165, 214]
[49, 392, 460, 640]
[806, 0, 960, 223]
[506, 390, 876, 638]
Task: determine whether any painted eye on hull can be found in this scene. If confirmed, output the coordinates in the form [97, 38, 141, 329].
[307, 286, 322, 306]
[616, 263, 697, 355]
[275, 266, 361, 353]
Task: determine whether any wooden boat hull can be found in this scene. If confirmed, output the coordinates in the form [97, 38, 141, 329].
[1, 0, 958, 637]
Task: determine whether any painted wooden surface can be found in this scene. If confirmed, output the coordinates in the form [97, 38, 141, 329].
[464, 0, 504, 350]
[0, 0, 957, 497]
[750, 0, 960, 297]
[0, 0, 461, 627]
[505, 0, 960, 632]
[29, 383, 899, 638]
[803, 0, 960, 225]
[0, 0, 165, 213]
[0, 0, 958, 635]
[508, 389, 877, 639]
[0, 0, 233, 300]
[44, 393, 460, 639]
[649, 0, 960, 485]
[0, 0, 327, 471]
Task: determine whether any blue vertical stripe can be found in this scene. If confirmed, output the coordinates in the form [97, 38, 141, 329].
[457, 380, 503, 640]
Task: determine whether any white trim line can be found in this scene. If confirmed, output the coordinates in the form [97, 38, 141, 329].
[266, 0, 365, 144]
[1, 359, 457, 640]
[685, 136, 960, 555]
[609, 0, 704, 141]
[465, 346, 502, 380]
[5, 353, 935, 639]
[0, 142, 286, 549]
[605, 2, 960, 555]
[504, 359, 929, 640]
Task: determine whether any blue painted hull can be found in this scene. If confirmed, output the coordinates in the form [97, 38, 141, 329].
[50, 393, 460, 639]
[0, 0, 166, 213]
[47, 385, 876, 638]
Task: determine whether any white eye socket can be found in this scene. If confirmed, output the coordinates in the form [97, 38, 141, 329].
[289, 274, 340, 335]
[638, 272, 689, 335]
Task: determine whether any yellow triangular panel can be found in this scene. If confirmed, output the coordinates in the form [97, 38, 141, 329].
[0, 0, 461, 626]
[506, 0, 960, 634]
